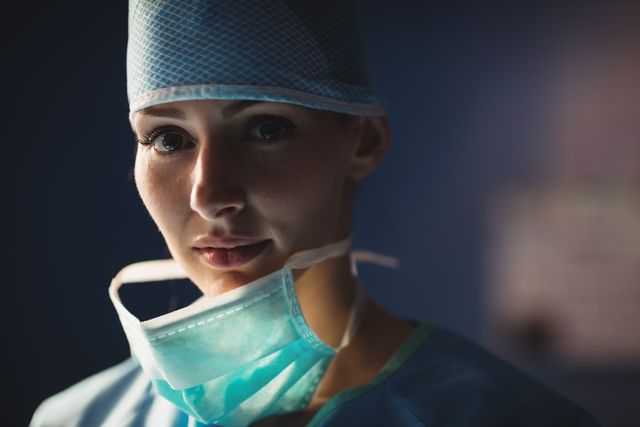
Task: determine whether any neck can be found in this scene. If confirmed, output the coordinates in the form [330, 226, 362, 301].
[252, 255, 415, 427]
[294, 254, 357, 348]
[293, 254, 416, 412]
[309, 297, 415, 409]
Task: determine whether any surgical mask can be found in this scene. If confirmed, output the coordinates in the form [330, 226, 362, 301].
[109, 238, 363, 426]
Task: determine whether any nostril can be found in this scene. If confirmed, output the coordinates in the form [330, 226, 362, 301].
[215, 206, 239, 218]
[190, 186, 246, 220]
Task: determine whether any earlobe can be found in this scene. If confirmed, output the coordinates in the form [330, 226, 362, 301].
[349, 115, 390, 181]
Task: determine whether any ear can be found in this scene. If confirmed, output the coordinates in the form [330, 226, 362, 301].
[348, 115, 390, 181]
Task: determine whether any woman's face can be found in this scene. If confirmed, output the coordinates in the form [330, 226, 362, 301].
[133, 100, 368, 296]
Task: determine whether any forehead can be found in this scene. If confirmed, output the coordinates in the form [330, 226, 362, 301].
[132, 99, 353, 130]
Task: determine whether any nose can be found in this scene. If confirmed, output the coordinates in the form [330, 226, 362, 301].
[190, 143, 246, 221]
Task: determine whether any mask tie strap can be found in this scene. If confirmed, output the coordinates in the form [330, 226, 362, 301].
[109, 259, 186, 316]
[284, 237, 358, 351]
[335, 250, 400, 351]
[350, 250, 400, 277]
[334, 284, 366, 351]
[285, 237, 352, 269]
[108, 259, 187, 323]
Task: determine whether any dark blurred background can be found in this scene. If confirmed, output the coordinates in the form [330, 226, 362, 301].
[4, 1, 639, 426]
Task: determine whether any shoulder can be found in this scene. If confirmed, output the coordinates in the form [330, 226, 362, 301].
[29, 358, 162, 427]
[388, 325, 601, 426]
[312, 324, 600, 427]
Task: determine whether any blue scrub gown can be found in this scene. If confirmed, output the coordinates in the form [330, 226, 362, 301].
[30, 324, 601, 426]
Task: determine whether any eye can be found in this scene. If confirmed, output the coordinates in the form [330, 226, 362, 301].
[245, 115, 296, 143]
[138, 128, 194, 153]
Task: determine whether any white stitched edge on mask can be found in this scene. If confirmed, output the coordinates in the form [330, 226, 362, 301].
[148, 288, 279, 342]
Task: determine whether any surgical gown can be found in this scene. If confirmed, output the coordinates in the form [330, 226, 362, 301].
[30, 323, 601, 426]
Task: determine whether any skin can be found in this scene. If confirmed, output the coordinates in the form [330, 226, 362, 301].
[132, 99, 415, 425]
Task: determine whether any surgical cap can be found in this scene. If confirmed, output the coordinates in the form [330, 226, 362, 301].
[127, 0, 385, 120]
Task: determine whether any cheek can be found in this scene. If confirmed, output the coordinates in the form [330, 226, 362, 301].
[252, 138, 352, 246]
[134, 151, 192, 240]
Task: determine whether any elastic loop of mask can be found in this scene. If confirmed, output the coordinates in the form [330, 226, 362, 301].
[285, 237, 352, 270]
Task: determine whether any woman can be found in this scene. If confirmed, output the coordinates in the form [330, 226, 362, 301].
[31, 1, 600, 426]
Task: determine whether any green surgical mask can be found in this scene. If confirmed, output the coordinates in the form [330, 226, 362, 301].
[109, 238, 363, 426]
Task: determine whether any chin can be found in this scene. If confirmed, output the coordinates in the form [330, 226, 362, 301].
[196, 269, 262, 297]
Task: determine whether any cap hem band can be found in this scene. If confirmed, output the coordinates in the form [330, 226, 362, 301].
[129, 83, 386, 122]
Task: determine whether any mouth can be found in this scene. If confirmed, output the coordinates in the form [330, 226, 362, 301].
[193, 239, 271, 268]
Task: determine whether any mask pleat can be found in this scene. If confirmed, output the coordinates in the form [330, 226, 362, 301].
[110, 237, 354, 426]
[216, 350, 327, 426]
[149, 284, 300, 388]
[158, 338, 319, 424]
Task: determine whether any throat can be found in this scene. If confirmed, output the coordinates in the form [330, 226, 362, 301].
[309, 297, 417, 409]
[252, 298, 416, 427]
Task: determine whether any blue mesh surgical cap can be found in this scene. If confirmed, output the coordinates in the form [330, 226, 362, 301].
[127, 0, 385, 119]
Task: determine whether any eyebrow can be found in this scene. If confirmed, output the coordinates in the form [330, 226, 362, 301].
[221, 101, 260, 118]
[138, 101, 261, 120]
[138, 105, 186, 119]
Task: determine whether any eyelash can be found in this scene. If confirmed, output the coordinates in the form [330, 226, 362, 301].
[243, 115, 297, 143]
[136, 114, 298, 154]
[137, 126, 194, 154]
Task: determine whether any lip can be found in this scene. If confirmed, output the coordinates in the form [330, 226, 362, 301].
[193, 236, 271, 268]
